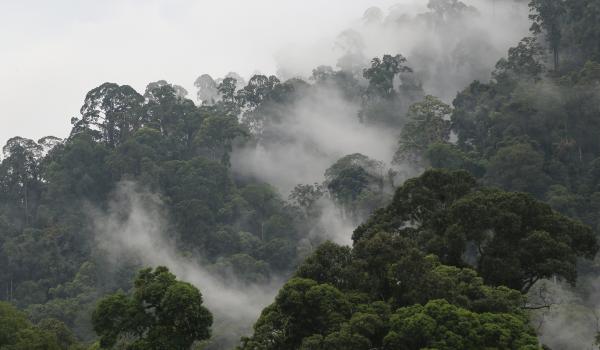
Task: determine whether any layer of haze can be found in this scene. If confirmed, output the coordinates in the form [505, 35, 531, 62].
[0, 0, 401, 148]
[231, 86, 398, 195]
[231, 0, 529, 196]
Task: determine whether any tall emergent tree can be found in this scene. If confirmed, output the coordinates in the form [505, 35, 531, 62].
[393, 95, 452, 167]
[529, 0, 566, 71]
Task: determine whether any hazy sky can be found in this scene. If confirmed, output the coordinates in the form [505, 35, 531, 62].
[0, 0, 410, 149]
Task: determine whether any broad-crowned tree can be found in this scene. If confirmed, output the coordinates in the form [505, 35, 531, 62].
[73, 83, 144, 147]
[354, 169, 597, 293]
[92, 266, 212, 350]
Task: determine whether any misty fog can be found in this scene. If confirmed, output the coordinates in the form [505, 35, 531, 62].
[5, 0, 599, 349]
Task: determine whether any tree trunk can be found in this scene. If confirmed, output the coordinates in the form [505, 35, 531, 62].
[24, 179, 29, 226]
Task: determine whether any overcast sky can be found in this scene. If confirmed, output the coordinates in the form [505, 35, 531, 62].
[0, 0, 415, 149]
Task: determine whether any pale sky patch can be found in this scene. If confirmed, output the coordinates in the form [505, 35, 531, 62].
[0, 0, 405, 147]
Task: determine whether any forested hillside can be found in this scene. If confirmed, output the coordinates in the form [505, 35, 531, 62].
[1, 0, 600, 349]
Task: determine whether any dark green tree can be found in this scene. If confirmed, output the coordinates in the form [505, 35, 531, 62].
[360, 54, 423, 127]
[363, 54, 412, 98]
[324, 154, 387, 218]
[92, 266, 212, 350]
[240, 278, 352, 350]
[194, 114, 246, 165]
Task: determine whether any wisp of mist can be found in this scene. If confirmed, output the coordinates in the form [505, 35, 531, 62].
[92, 181, 282, 345]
